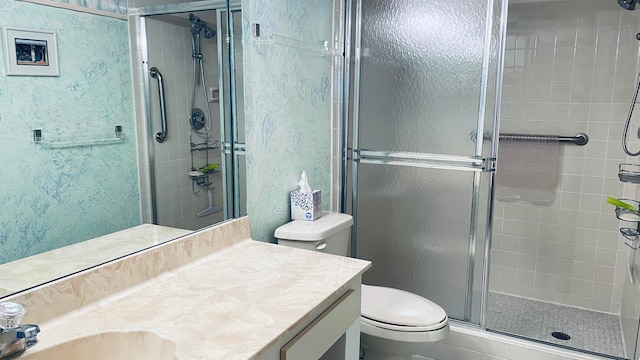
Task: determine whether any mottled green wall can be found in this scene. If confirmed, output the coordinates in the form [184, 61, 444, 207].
[0, 1, 139, 263]
[243, 0, 334, 242]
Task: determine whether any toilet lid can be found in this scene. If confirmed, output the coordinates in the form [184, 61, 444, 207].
[361, 284, 447, 327]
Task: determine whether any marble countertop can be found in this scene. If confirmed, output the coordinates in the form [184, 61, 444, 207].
[10, 218, 370, 359]
[0, 224, 191, 297]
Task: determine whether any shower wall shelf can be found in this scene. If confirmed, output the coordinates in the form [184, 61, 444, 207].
[614, 198, 640, 222]
[33, 126, 124, 149]
[250, 23, 340, 57]
[192, 170, 220, 188]
[190, 140, 220, 152]
[189, 136, 220, 194]
[621, 227, 640, 249]
[208, 87, 219, 103]
[189, 169, 220, 179]
[619, 163, 640, 183]
[612, 198, 640, 250]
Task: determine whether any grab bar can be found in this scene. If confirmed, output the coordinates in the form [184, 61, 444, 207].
[149, 67, 168, 143]
[499, 133, 589, 146]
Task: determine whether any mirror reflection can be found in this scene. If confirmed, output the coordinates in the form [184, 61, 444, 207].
[0, 0, 245, 298]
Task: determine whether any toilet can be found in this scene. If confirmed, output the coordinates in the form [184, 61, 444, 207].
[274, 211, 449, 360]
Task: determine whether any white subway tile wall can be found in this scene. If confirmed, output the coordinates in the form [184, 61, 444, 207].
[490, 0, 640, 314]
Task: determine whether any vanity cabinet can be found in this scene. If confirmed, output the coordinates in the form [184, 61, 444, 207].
[256, 278, 362, 360]
[8, 219, 371, 360]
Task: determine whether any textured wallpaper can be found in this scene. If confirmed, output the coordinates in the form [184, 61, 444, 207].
[0, 1, 139, 263]
[242, 0, 333, 242]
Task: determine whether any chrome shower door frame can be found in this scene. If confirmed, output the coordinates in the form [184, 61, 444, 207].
[344, 0, 506, 325]
[220, 5, 246, 219]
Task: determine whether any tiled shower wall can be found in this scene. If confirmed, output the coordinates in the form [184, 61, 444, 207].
[490, 0, 640, 313]
[143, 15, 224, 230]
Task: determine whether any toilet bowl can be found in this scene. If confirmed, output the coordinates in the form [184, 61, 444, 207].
[274, 211, 449, 360]
[360, 284, 449, 360]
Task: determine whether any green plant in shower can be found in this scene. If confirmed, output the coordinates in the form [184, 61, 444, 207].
[606, 197, 639, 213]
[200, 163, 219, 173]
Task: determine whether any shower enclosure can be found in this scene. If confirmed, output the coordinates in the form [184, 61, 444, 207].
[346, 0, 640, 358]
[488, 1, 640, 358]
[130, 1, 246, 231]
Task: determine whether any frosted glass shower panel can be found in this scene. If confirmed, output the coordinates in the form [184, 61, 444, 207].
[358, 0, 493, 156]
[356, 164, 476, 321]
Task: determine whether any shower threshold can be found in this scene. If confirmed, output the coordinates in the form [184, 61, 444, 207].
[487, 292, 625, 359]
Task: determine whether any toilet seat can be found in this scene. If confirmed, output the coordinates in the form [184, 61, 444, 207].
[360, 315, 447, 332]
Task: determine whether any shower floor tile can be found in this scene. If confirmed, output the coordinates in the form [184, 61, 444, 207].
[487, 292, 626, 359]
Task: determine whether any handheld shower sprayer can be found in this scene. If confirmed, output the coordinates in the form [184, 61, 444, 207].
[622, 30, 640, 156]
[188, 13, 216, 87]
[188, 14, 217, 59]
[189, 14, 202, 30]
[188, 13, 216, 138]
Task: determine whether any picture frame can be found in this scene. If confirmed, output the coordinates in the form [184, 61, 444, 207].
[2, 27, 59, 76]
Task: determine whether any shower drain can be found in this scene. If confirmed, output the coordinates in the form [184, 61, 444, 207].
[551, 331, 571, 340]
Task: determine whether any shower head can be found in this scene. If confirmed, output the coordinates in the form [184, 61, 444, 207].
[188, 13, 216, 38]
[619, 0, 639, 10]
[189, 13, 205, 37]
[203, 24, 216, 38]
[191, 21, 205, 36]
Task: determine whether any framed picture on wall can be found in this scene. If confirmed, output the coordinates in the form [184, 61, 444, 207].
[2, 27, 59, 76]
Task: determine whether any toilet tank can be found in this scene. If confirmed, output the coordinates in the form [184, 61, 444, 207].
[274, 212, 353, 256]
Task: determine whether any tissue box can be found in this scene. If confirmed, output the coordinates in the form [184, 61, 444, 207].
[290, 190, 321, 221]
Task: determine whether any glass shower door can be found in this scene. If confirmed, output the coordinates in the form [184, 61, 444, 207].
[350, 0, 505, 323]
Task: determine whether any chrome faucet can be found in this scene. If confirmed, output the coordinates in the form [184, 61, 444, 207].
[0, 302, 39, 359]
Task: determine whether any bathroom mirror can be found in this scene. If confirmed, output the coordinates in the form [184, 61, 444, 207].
[0, 0, 245, 299]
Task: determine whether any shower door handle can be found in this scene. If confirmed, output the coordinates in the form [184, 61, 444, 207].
[356, 149, 496, 172]
[149, 67, 168, 143]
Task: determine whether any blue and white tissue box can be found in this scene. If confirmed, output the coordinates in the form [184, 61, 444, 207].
[290, 190, 321, 221]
